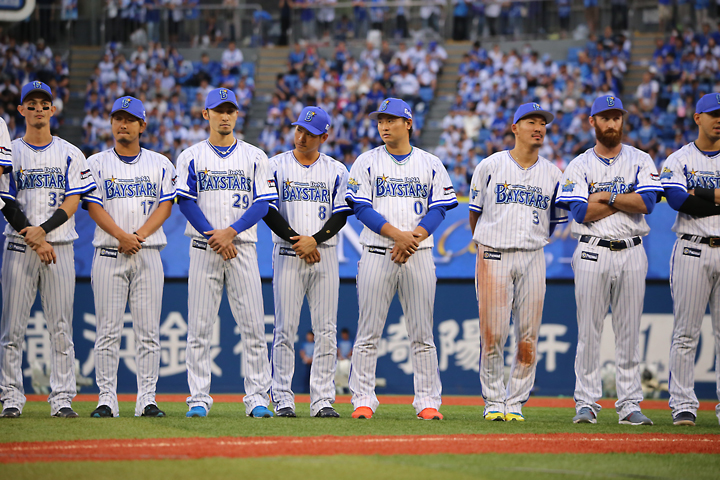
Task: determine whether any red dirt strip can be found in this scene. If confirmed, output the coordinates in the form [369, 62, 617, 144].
[2, 434, 719, 464]
[25, 394, 718, 411]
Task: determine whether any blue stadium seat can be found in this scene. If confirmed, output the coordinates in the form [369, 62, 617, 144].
[419, 87, 434, 104]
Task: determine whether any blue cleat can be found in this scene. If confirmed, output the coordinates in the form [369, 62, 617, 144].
[186, 406, 207, 418]
[249, 405, 274, 418]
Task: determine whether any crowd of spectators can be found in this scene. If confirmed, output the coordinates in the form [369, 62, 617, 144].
[434, 27, 634, 196]
[0, 36, 70, 139]
[81, 40, 255, 160]
[258, 39, 447, 165]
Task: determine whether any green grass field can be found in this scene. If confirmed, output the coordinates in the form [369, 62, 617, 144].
[3, 401, 720, 480]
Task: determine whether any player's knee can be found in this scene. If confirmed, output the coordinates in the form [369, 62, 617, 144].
[517, 340, 535, 366]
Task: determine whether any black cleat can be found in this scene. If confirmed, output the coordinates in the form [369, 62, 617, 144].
[276, 407, 297, 417]
[142, 404, 166, 417]
[315, 407, 340, 418]
[91, 405, 113, 418]
[0, 407, 21, 418]
[54, 407, 79, 418]
[673, 411, 696, 426]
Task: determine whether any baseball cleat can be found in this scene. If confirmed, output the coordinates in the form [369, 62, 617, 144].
[142, 404, 166, 417]
[573, 407, 597, 424]
[483, 411, 505, 421]
[91, 405, 113, 418]
[351, 406, 373, 419]
[673, 411, 696, 426]
[186, 406, 208, 418]
[417, 408, 443, 420]
[504, 412, 525, 422]
[315, 407, 340, 418]
[276, 407, 297, 417]
[53, 407, 79, 418]
[619, 411, 653, 425]
[0, 407, 21, 418]
[249, 406, 274, 418]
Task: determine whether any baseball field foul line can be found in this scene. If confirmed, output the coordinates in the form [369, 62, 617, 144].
[2, 434, 719, 463]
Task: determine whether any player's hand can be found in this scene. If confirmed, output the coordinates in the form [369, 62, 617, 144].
[20, 226, 47, 249]
[117, 231, 143, 255]
[392, 230, 419, 256]
[588, 191, 612, 204]
[391, 245, 411, 264]
[205, 227, 238, 253]
[290, 235, 318, 258]
[219, 243, 238, 261]
[35, 241, 56, 265]
[303, 248, 321, 265]
[688, 189, 695, 196]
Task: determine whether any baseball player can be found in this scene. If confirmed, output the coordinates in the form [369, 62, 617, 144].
[469, 103, 567, 422]
[556, 95, 663, 425]
[661, 93, 720, 427]
[264, 106, 351, 418]
[0, 81, 96, 418]
[346, 98, 458, 420]
[84, 96, 176, 418]
[176, 88, 277, 419]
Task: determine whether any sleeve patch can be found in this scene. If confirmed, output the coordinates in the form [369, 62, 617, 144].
[171, 174, 178, 186]
[561, 179, 576, 192]
[650, 172, 660, 181]
[80, 169, 92, 180]
[267, 179, 276, 188]
[348, 177, 360, 194]
[659, 167, 673, 180]
[443, 186, 455, 195]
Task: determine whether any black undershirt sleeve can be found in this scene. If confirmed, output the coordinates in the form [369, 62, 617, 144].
[694, 187, 715, 203]
[40, 209, 69, 234]
[312, 211, 350, 244]
[1, 198, 31, 233]
[263, 207, 300, 243]
[679, 194, 720, 218]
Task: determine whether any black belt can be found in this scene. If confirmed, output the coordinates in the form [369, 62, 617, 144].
[579, 235, 642, 251]
[681, 234, 720, 247]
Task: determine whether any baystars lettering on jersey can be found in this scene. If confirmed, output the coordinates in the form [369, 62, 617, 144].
[84, 148, 177, 248]
[346, 146, 457, 249]
[175, 140, 277, 241]
[469, 151, 566, 250]
[555, 145, 663, 239]
[0, 137, 97, 242]
[268, 151, 351, 246]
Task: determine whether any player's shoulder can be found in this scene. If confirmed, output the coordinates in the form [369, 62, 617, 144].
[354, 146, 381, 166]
[179, 139, 210, 158]
[564, 148, 593, 171]
[238, 139, 269, 160]
[87, 147, 114, 166]
[664, 142, 697, 165]
[141, 148, 174, 168]
[319, 152, 349, 173]
[268, 149, 292, 165]
[621, 144, 653, 164]
[51, 136, 85, 158]
[536, 155, 563, 176]
[474, 151, 505, 172]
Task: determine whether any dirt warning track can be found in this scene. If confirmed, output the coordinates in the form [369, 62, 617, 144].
[2, 434, 719, 464]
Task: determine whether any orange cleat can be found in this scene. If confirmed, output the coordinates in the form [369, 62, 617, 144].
[351, 406, 374, 419]
[417, 408, 443, 420]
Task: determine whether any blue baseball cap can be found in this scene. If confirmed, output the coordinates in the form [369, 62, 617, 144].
[696, 93, 720, 114]
[591, 95, 627, 116]
[110, 96, 146, 121]
[20, 81, 53, 104]
[291, 106, 330, 135]
[205, 88, 239, 110]
[513, 103, 554, 124]
[368, 98, 413, 120]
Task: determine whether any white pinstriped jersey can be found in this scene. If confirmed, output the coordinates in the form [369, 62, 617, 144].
[556, 144, 663, 239]
[0, 137, 96, 242]
[175, 139, 278, 242]
[660, 142, 720, 237]
[268, 151, 351, 247]
[469, 151, 567, 250]
[84, 148, 176, 248]
[346, 145, 458, 249]
[0, 118, 13, 211]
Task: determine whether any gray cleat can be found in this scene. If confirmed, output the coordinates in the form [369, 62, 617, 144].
[619, 411, 653, 425]
[573, 407, 597, 424]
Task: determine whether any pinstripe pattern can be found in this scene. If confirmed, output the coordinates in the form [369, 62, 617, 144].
[571, 241, 647, 419]
[662, 143, 720, 421]
[475, 245, 546, 416]
[270, 244, 339, 416]
[349, 248, 442, 414]
[186, 242, 271, 414]
[268, 150, 347, 416]
[92, 247, 164, 416]
[0, 117, 14, 211]
[0, 241, 76, 415]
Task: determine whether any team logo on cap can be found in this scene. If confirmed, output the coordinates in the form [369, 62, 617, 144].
[305, 110, 316, 122]
[379, 100, 390, 112]
[533, 103, 541, 110]
[404, 108, 412, 118]
[121, 98, 132, 109]
[219, 89, 228, 100]
[606, 96, 615, 107]
[716, 94, 720, 104]
[33, 81, 42, 89]
[325, 123, 330, 132]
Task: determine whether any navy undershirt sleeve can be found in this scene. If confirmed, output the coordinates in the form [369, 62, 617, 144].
[639, 190, 658, 214]
[664, 186, 688, 211]
[567, 200, 588, 224]
[178, 197, 214, 239]
[417, 205, 447, 235]
[231, 200, 270, 234]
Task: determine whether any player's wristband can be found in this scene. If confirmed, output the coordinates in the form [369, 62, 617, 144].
[608, 191, 618, 206]
[694, 187, 715, 203]
[40, 209, 69, 234]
